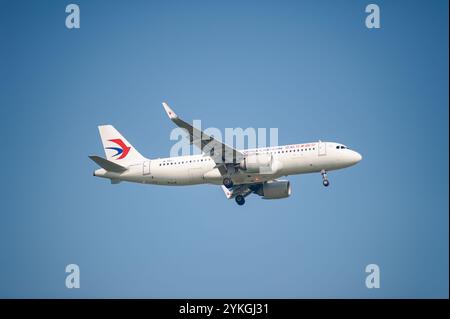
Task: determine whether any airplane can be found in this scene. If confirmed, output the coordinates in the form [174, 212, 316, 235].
[89, 102, 362, 205]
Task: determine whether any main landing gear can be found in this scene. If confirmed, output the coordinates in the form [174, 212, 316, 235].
[235, 195, 245, 206]
[321, 169, 330, 187]
[223, 177, 234, 188]
[222, 177, 245, 205]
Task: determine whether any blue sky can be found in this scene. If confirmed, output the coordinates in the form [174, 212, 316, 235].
[0, 0, 448, 298]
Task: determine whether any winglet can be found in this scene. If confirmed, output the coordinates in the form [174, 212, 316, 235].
[162, 102, 178, 120]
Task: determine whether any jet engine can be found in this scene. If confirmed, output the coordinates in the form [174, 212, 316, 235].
[255, 181, 291, 199]
[239, 153, 272, 173]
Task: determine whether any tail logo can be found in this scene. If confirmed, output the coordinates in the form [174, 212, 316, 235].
[105, 139, 131, 159]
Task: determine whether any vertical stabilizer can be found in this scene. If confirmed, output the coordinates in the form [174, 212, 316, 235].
[98, 125, 145, 163]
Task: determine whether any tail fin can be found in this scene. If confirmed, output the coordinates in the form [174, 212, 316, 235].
[98, 125, 145, 163]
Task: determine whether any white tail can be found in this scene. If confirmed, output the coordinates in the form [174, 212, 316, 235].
[98, 125, 145, 163]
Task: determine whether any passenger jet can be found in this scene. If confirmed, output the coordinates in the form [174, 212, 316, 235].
[89, 103, 362, 205]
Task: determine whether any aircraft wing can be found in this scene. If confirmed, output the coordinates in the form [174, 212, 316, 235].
[162, 102, 244, 169]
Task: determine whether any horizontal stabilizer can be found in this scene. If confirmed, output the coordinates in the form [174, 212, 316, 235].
[89, 155, 127, 173]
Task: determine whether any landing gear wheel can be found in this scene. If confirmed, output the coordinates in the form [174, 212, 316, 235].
[223, 177, 234, 188]
[235, 195, 245, 206]
[323, 179, 330, 187]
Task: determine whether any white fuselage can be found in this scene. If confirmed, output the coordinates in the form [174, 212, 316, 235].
[94, 141, 362, 186]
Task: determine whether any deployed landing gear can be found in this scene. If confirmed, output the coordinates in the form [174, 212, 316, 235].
[223, 177, 234, 188]
[321, 169, 330, 187]
[235, 195, 245, 206]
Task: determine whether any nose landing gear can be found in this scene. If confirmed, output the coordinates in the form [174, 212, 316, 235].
[321, 169, 330, 187]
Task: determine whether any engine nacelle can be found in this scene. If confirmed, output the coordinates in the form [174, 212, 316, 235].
[239, 153, 272, 173]
[258, 181, 291, 199]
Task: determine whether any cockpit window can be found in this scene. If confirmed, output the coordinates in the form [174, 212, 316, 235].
[336, 145, 348, 150]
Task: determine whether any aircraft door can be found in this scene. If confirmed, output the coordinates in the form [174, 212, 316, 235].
[143, 160, 151, 175]
[318, 142, 327, 156]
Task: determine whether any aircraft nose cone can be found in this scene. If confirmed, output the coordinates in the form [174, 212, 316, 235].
[346, 150, 362, 166]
